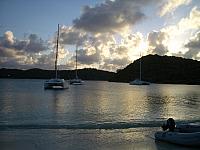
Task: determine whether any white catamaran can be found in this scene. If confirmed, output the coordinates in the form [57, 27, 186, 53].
[44, 24, 67, 89]
[69, 45, 84, 85]
[129, 54, 150, 85]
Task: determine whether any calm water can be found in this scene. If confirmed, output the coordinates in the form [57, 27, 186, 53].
[0, 79, 199, 150]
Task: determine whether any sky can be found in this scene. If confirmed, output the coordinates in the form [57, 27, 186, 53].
[0, 0, 200, 72]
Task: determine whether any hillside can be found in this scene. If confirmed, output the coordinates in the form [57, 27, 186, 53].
[1, 55, 200, 84]
[109, 55, 200, 84]
[0, 68, 114, 81]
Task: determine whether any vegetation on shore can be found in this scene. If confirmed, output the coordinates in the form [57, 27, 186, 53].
[1, 55, 200, 84]
[0, 68, 114, 81]
[109, 55, 200, 85]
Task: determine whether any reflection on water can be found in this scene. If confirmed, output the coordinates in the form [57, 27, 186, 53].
[0, 79, 199, 125]
[0, 79, 200, 150]
[145, 84, 200, 121]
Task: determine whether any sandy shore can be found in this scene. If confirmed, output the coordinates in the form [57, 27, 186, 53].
[0, 127, 199, 150]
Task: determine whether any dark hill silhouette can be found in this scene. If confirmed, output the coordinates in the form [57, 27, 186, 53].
[1, 55, 200, 84]
[0, 68, 114, 81]
[109, 55, 200, 84]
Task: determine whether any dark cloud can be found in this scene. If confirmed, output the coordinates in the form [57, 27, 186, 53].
[0, 59, 21, 68]
[0, 31, 50, 69]
[105, 57, 130, 66]
[37, 52, 54, 65]
[0, 51, 55, 70]
[0, 47, 16, 57]
[102, 57, 130, 71]
[102, 45, 132, 71]
[59, 27, 88, 46]
[184, 31, 200, 59]
[171, 51, 184, 58]
[14, 40, 27, 50]
[24, 34, 48, 53]
[73, 0, 157, 33]
[147, 31, 168, 55]
[114, 46, 129, 56]
[76, 48, 101, 65]
[59, 28, 133, 71]
[0, 31, 48, 53]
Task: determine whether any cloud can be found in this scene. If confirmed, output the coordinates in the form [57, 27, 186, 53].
[102, 57, 130, 71]
[58, 24, 143, 71]
[73, 0, 157, 33]
[178, 7, 200, 30]
[0, 47, 16, 58]
[2, 31, 15, 47]
[76, 48, 101, 65]
[160, 6, 200, 55]
[99, 45, 131, 71]
[2, 1, 199, 71]
[147, 31, 169, 55]
[24, 34, 48, 53]
[0, 31, 48, 53]
[59, 26, 88, 46]
[0, 31, 51, 69]
[0, 49, 58, 70]
[184, 31, 200, 59]
[159, 0, 191, 17]
[0, 17, 147, 71]
[163, 7, 200, 34]
[0, 31, 26, 61]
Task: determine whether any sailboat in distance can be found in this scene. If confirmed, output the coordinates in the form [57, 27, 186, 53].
[44, 24, 67, 89]
[69, 45, 84, 85]
[129, 54, 150, 85]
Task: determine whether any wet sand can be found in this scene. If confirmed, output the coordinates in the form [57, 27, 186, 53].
[0, 127, 199, 150]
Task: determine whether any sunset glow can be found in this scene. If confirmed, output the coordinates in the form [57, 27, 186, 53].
[0, 0, 200, 71]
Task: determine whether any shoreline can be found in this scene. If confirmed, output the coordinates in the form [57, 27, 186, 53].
[0, 127, 199, 150]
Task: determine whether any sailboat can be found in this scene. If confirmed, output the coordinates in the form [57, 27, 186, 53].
[129, 54, 150, 85]
[44, 24, 67, 89]
[69, 45, 84, 85]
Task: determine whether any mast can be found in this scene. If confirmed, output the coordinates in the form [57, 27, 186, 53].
[55, 24, 59, 79]
[75, 45, 78, 79]
[140, 52, 142, 81]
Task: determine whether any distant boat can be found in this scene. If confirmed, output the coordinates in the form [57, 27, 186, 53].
[44, 24, 68, 89]
[129, 79, 150, 85]
[69, 45, 84, 85]
[129, 54, 150, 85]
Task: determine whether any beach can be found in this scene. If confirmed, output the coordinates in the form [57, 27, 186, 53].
[1, 127, 199, 150]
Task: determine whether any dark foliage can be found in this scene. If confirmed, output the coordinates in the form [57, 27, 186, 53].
[0, 68, 114, 81]
[1, 55, 200, 84]
[109, 54, 200, 84]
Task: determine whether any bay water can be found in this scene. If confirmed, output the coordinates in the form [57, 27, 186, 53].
[0, 79, 199, 150]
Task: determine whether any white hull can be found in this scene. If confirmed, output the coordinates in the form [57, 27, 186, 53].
[70, 78, 84, 85]
[129, 79, 150, 85]
[44, 25, 69, 90]
[44, 79, 67, 89]
[129, 54, 151, 85]
[155, 131, 200, 146]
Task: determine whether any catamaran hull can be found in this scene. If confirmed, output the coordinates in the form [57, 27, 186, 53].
[129, 79, 150, 85]
[44, 79, 66, 89]
[70, 79, 84, 85]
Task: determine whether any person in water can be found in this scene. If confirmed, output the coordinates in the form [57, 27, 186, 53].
[162, 118, 176, 131]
